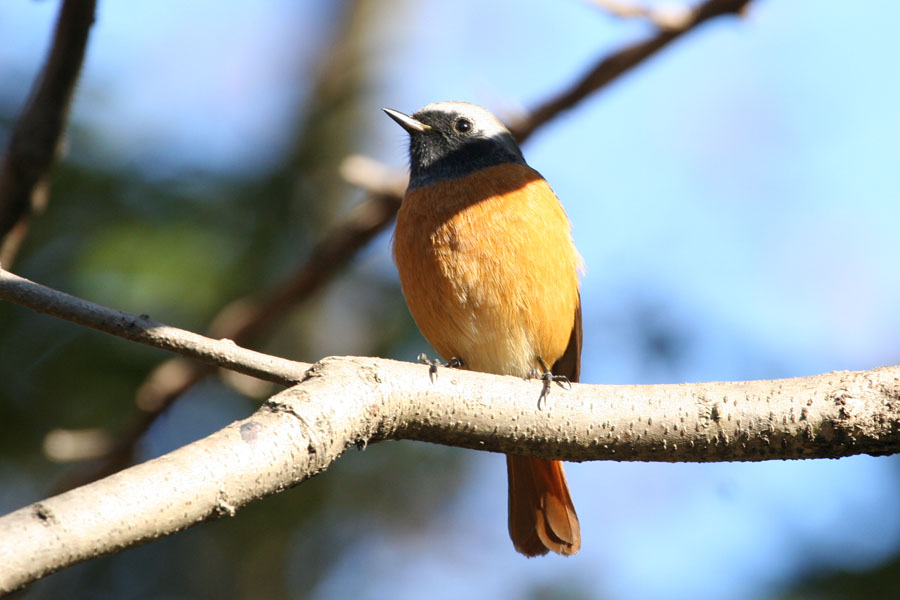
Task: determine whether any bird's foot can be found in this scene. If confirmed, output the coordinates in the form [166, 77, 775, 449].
[528, 358, 571, 410]
[417, 353, 464, 383]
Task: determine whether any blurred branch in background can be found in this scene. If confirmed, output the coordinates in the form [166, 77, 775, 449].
[508, 0, 752, 142]
[0, 0, 96, 267]
[588, 0, 695, 30]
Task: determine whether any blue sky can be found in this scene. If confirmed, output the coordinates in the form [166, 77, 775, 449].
[3, 1, 900, 598]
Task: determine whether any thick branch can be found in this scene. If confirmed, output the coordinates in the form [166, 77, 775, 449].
[0, 268, 308, 385]
[0, 0, 97, 265]
[1, 355, 898, 592]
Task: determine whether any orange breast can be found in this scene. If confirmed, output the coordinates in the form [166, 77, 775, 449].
[393, 163, 580, 377]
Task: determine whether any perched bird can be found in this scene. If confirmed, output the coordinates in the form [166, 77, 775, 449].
[385, 101, 582, 557]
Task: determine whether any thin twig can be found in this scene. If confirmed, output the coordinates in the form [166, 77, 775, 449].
[0, 268, 309, 385]
[0, 0, 97, 266]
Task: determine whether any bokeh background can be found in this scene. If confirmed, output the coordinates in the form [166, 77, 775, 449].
[2, 0, 900, 598]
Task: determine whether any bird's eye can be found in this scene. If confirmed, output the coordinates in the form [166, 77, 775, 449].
[455, 118, 473, 134]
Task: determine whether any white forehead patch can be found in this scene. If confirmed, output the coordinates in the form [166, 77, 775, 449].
[417, 101, 512, 138]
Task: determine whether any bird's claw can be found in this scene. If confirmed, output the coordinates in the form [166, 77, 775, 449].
[418, 353, 464, 382]
[528, 366, 571, 410]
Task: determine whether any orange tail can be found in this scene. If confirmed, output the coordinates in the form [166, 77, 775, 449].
[506, 455, 580, 557]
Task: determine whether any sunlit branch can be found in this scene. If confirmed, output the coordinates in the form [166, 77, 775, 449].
[0, 268, 308, 385]
[1, 351, 898, 593]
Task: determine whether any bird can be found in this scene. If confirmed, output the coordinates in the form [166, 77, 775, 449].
[385, 101, 582, 557]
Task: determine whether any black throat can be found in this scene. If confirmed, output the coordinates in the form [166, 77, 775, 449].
[407, 133, 526, 190]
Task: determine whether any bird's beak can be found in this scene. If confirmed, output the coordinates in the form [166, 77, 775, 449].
[383, 108, 431, 133]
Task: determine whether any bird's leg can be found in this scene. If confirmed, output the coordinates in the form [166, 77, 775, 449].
[529, 357, 571, 410]
[417, 353, 438, 381]
[417, 353, 465, 383]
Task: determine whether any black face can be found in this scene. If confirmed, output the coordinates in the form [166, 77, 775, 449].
[404, 109, 525, 190]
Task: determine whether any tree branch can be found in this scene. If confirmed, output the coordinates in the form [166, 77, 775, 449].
[0, 268, 308, 385]
[0, 0, 97, 266]
[507, 0, 752, 143]
[1, 354, 898, 592]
